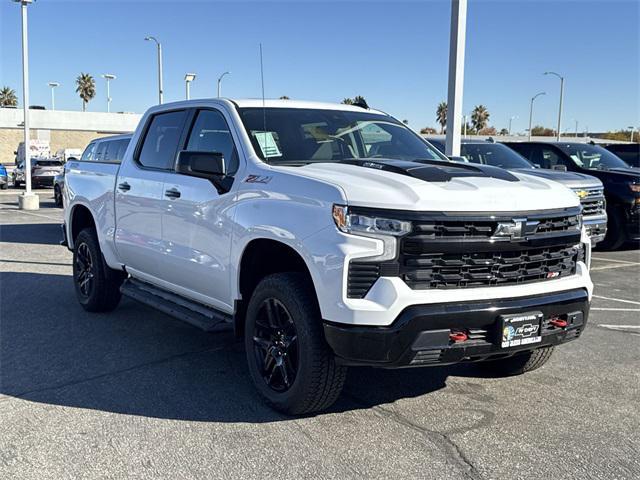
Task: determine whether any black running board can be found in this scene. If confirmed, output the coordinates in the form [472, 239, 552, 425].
[120, 278, 232, 332]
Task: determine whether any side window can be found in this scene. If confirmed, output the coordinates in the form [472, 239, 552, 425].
[94, 141, 108, 162]
[509, 144, 532, 162]
[81, 142, 96, 162]
[138, 110, 188, 170]
[116, 139, 130, 162]
[103, 140, 120, 162]
[540, 147, 562, 168]
[186, 109, 238, 174]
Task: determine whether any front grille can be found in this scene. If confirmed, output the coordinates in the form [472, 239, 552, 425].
[581, 199, 605, 216]
[402, 245, 580, 289]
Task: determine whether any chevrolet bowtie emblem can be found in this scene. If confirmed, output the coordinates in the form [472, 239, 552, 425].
[576, 190, 589, 199]
[493, 218, 539, 240]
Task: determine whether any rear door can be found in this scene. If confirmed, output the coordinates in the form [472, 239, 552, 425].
[115, 109, 189, 281]
[160, 108, 240, 309]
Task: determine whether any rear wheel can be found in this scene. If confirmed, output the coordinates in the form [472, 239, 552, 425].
[244, 273, 347, 415]
[73, 228, 125, 312]
[54, 185, 63, 207]
[481, 346, 555, 376]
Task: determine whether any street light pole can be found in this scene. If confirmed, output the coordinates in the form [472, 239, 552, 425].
[628, 126, 635, 143]
[145, 36, 163, 104]
[444, 0, 467, 157]
[529, 92, 546, 141]
[15, 0, 38, 209]
[184, 73, 196, 100]
[101, 74, 116, 113]
[47, 82, 59, 110]
[217, 71, 230, 98]
[544, 71, 564, 141]
[508, 115, 518, 135]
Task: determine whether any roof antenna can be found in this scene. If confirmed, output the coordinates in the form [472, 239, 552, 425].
[260, 43, 268, 162]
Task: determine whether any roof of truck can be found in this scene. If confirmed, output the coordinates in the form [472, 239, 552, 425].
[229, 98, 387, 115]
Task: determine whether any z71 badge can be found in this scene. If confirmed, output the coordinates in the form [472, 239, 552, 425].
[243, 174, 273, 184]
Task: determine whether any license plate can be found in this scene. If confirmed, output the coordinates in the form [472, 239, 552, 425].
[500, 311, 543, 348]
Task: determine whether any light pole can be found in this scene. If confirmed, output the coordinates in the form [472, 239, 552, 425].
[145, 36, 163, 104]
[528, 92, 546, 141]
[101, 74, 116, 112]
[544, 71, 564, 141]
[15, 0, 38, 209]
[628, 126, 635, 143]
[574, 120, 579, 138]
[184, 73, 196, 100]
[217, 71, 230, 98]
[47, 82, 59, 110]
[508, 115, 518, 135]
[444, 0, 467, 156]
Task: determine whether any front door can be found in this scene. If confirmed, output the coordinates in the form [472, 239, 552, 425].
[160, 108, 240, 311]
[114, 109, 188, 281]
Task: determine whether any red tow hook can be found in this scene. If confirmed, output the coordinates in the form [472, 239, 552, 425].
[450, 331, 468, 343]
[549, 317, 568, 328]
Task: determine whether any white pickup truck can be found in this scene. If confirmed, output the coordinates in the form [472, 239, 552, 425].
[63, 99, 593, 414]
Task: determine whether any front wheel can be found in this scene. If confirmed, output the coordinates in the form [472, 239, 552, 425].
[73, 228, 125, 312]
[480, 346, 555, 376]
[54, 185, 63, 207]
[244, 273, 347, 415]
[597, 208, 625, 251]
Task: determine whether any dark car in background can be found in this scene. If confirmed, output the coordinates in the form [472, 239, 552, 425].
[13, 158, 64, 188]
[427, 138, 608, 245]
[54, 134, 132, 207]
[0, 164, 8, 190]
[602, 143, 640, 168]
[504, 141, 640, 250]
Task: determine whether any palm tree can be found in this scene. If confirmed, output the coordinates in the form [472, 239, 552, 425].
[471, 105, 490, 132]
[436, 101, 447, 133]
[341, 98, 354, 105]
[76, 73, 96, 112]
[279, 95, 290, 100]
[0, 86, 18, 107]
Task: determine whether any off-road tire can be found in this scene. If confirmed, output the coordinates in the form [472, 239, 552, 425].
[54, 185, 63, 207]
[481, 346, 555, 376]
[73, 228, 125, 312]
[597, 208, 625, 251]
[244, 272, 347, 415]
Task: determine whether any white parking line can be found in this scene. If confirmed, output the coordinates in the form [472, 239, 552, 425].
[591, 257, 639, 264]
[1, 209, 61, 222]
[591, 308, 640, 312]
[593, 295, 640, 306]
[590, 264, 639, 271]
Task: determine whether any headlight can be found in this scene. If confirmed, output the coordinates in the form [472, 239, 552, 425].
[332, 205, 412, 237]
[629, 183, 640, 193]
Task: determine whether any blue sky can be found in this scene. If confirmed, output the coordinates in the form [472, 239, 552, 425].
[1, 0, 638, 132]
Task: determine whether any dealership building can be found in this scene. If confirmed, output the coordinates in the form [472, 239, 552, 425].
[0, 108, 141, 165]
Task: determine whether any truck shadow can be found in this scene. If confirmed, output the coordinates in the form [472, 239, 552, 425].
[0, 223, 62, 245]
[0, 271, 483, 423]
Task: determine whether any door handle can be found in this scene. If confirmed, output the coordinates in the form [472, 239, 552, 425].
[165, 188, 181, 199]
[118, 182, 131, 192]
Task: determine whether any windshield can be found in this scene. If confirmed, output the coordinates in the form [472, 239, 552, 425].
[238, 108, 447, 165]
[460, 143, 534, 169]
[557, 144, 630, 170]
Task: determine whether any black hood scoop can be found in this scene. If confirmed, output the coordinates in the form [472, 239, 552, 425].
[339, 158, 519, 183]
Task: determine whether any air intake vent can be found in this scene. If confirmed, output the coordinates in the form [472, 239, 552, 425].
[347, 262, 380, 299]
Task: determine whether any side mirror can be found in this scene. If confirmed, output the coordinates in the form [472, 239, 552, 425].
[448, 156, 468, 163]
[176, 150, 226, 179]
[552, 164, 567, 172]
[67, 157, 78, 162]
[533, 163, 542, 168]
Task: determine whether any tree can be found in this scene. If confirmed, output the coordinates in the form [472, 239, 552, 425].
[436, 101, 447, 133]
[279, 95, 290, 100]
[531, 125, 555, 136]
[0, 86, 18, 107]
[471, 105, 490, 131]
[402, 119, 409, 125]
[420, 127, 437, 135]
[342, 96, 368, 107]
[76, 73, 96, 112]
[478, 127, 497, 136]
[499, 128, 509, 136]
[341, 98, 354, 105]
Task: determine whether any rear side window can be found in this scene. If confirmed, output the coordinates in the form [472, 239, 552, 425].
[116, 139, 130, 161]
[186, 110, 238, 173]
[81, 142, 96, 161]
[103, 140, 120, 162]
[94, 141, 108, 162]
[138, 110, 187, 169]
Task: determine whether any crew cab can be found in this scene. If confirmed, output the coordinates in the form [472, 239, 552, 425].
[504, 141, 640, 250]
[426, 138, 608, 244]
[63, 99, 593, 414]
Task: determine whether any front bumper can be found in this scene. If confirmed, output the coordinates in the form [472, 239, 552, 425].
[583, 214, 607, 244]
[324, 288, 589, 368]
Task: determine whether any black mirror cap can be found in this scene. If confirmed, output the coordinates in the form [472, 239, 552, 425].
[67, 157, 78, 162]
[176, 150, 226, 179]
[448, 155, 468, 163]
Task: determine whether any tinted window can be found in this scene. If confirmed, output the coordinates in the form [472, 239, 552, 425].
[460, 143, 533, 169]
[94, 141, 108, 162]
[138, 110, 187, 169]
[239, 108, 445, 165]
[186, 110, 238, 173]
[103, 140, 120, 162]
[557, 144, 631, 170]
[116, 139, 130, 161]
[81, 142, 96, 161]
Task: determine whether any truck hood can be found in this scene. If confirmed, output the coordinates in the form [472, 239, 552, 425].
[510, 168, 603, 189]
[290, 159, 580, 212]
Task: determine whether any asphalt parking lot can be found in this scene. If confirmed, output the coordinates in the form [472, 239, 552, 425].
[1, 188, 639, 480]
